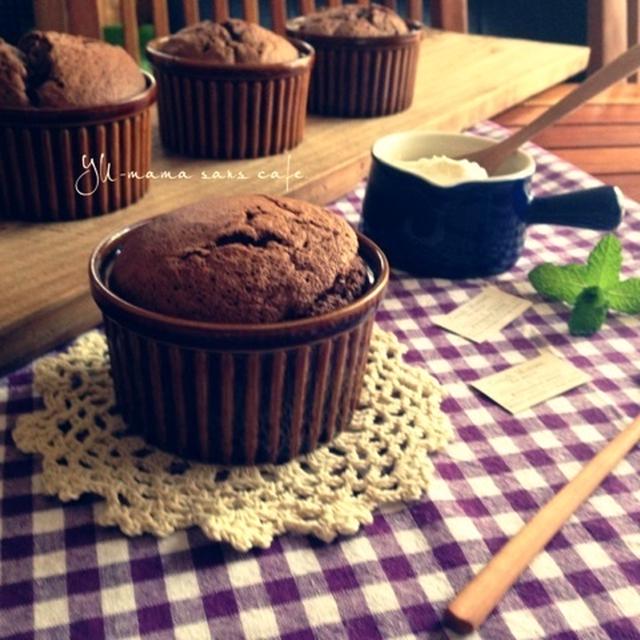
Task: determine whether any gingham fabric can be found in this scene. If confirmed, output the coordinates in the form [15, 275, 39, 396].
[2, 121, 639, 640]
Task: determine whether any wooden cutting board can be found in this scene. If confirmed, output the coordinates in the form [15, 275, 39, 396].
[0, 30, 589, 373]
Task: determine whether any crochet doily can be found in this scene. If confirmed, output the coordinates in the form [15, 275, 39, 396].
[13, 328, 452, 551]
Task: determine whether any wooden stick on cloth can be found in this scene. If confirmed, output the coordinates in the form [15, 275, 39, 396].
[445, 414, 640, 634]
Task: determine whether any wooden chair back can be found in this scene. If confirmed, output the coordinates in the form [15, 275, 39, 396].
[37, 1, 640, 82]
[588, 0, 640, 81]
[32, 0, 468, 61]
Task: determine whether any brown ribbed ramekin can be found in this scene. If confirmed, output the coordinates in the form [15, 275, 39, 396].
[286, 20, 421, 117]
[89, 221, 388, 465]
[146, 38, 313, 159]
[0, 73, 156, 222]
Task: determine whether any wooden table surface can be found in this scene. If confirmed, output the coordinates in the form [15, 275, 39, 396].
[495, 82, 640, 202]
[0, 30, 590, 373]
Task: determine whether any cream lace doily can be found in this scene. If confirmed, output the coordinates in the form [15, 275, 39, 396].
[13, 328, 452, 551]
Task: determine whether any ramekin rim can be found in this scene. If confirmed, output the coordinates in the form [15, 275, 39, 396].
[146, 36, 314, 72]
[89, 217, 390, 337]
[285, 18, 423, 46]
[0, 71, 157, 119]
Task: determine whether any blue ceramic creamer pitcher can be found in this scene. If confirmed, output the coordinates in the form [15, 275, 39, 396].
[362, 132, 622, 278]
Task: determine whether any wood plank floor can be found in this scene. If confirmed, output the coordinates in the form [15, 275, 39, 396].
[494, 83, 640, 202]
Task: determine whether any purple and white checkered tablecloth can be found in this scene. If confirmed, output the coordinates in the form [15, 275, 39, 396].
[2, 121, 640, 640]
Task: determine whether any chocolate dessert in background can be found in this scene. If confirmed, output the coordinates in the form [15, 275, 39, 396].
[158, 19, 298, 64]
[286, 3, 422, 117]
[0, 30, 155, 221]
[146, 18, 313, 159]
[0, 31, 145, 108]
[293, 4, 409, 37]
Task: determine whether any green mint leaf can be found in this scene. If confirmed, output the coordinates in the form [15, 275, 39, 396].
[586, 234, 622, 290]
[568, 286, 608, 336]
[606, 277, 640, 314]
[529, 263, 591, 304]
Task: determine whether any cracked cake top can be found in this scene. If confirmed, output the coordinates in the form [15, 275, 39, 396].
[289, 4, 409, 37]
[157, 19, 299, 64]
[0, 39, 29, 107]
[109, 195, 369, 324]
[0, 31, 145, 109]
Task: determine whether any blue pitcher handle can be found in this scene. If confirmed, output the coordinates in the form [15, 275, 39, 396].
[526, 185, 623, 230]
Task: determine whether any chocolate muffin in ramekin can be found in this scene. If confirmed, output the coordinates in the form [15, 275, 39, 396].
[146, 20, 314, 159]
[0, 31, 156, 221]
[287, 4, 421, 117]
[89, 195, 388, 465]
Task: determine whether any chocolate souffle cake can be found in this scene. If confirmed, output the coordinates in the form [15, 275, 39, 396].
[110, 195, 369, 324]
[292, 3, 409, 37]
[157, 19, 298, 64]
[91, 195, 387, 464]
[0, 30, 145, 108]
[0, 30, 153, 220]
[286, 3, 421, 117]
[146, 18, 313, 158]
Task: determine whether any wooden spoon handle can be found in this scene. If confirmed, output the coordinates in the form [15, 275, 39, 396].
[445, 414, 640, 634]
[474, 43, 640, 173]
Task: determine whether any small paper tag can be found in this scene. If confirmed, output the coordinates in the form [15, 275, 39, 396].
[434, 287, 532, 343]
[471, 352, 591, 415]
